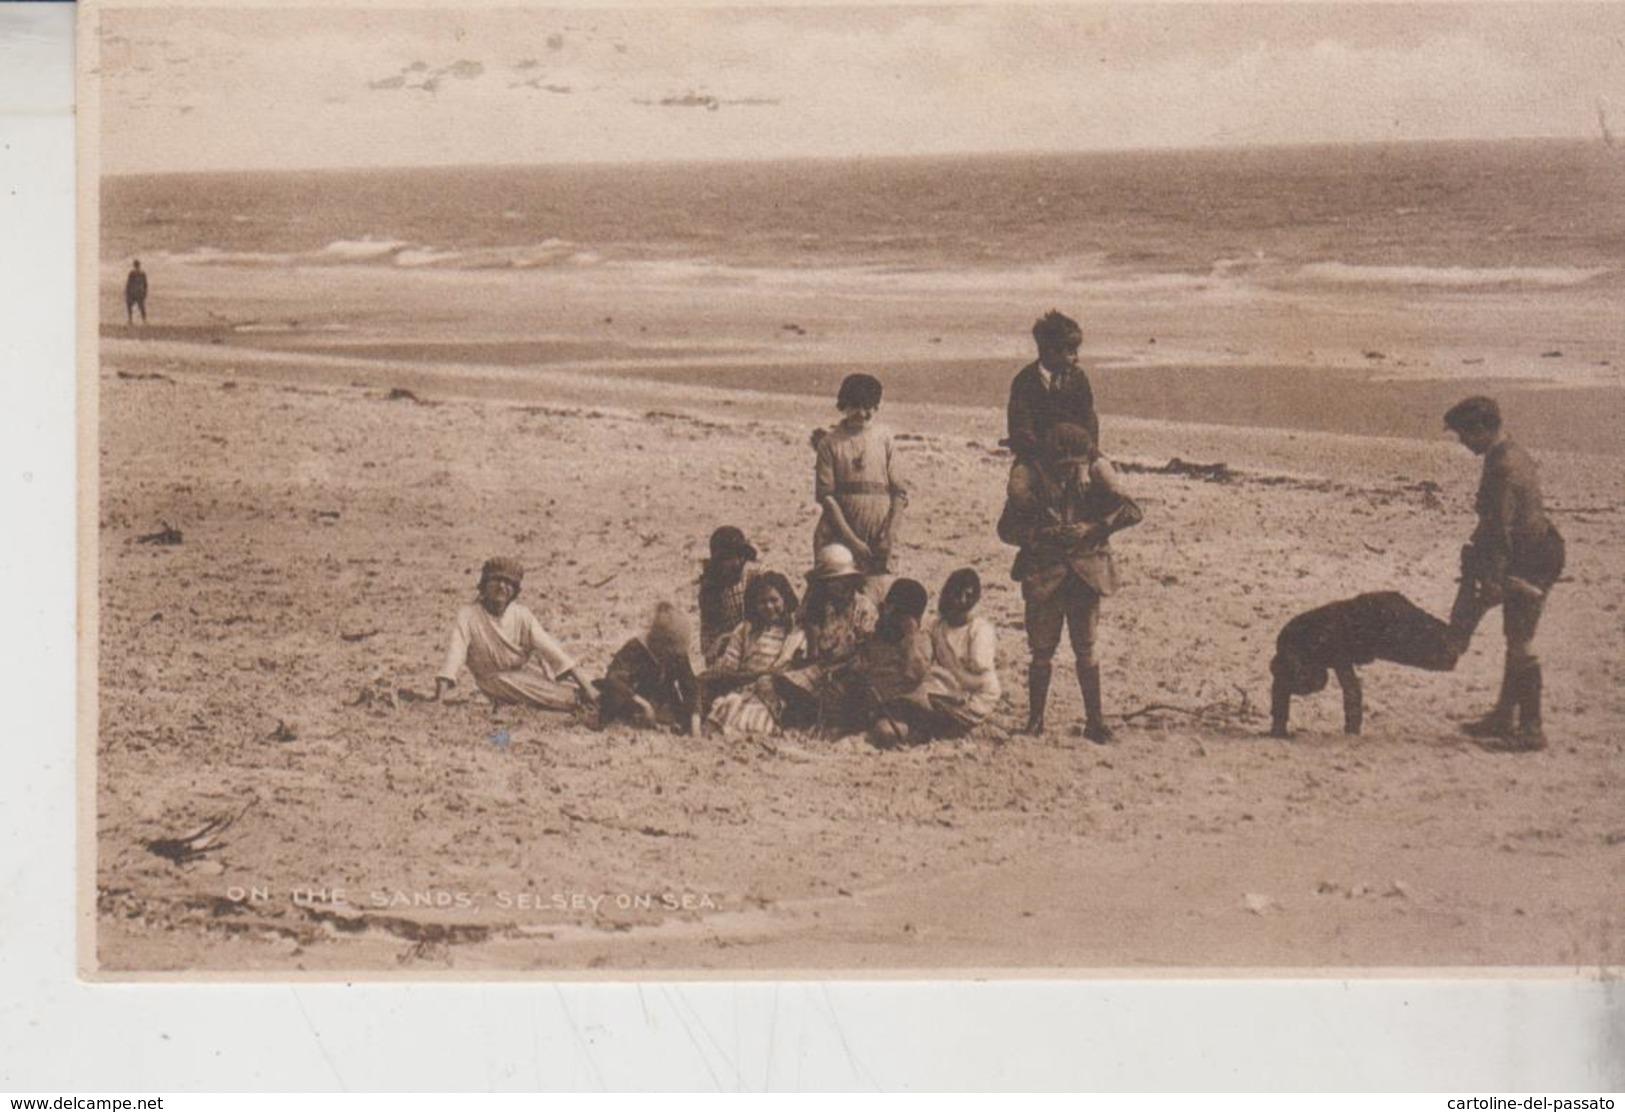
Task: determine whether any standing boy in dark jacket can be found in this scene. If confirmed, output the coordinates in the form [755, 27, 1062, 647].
[1443, 396, 1565, 750]
[1005, 310, 1100, 505]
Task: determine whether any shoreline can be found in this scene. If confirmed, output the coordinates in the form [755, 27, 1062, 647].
[103, 328, 1625, 457]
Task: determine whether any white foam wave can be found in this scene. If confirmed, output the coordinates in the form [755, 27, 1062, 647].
[315, 238, 409, 261]
[393, 248, 465, 268]
[231, 322, 352, 334]
[171, 237, 594, 271]
[177, 246, 298, 267]
[610, 257, 1251, 299]
[1296, 262, 1610, 289]
[437, 240, 579, 269]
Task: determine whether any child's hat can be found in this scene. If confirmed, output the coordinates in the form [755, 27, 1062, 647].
[806, 544, 862, 581]
[481, 556, 525, 587]
[708, 526, 758, 562]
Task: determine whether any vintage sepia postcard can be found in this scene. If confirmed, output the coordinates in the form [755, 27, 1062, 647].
[81, 0, 1625, 978]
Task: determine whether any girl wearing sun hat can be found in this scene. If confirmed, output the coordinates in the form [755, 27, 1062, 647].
[764, 543, 880, 732]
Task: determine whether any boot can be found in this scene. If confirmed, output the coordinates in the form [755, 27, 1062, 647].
[1080, 664, 1114, 744]
[1023, 663, 1052, 735]
[1460, 661, 1516, 738]
[1510, 663, 1547, 750]
[1447, 575, 1485, 656]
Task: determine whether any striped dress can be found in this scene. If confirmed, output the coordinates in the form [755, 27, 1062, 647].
[705, 621, 807, 736]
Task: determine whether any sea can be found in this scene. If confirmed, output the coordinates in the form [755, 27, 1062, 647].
[100, 140, 1625, 450]
[103, 139, 1625, 293]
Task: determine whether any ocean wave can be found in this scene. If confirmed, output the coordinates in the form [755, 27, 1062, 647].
[1295, 262, 1611, 289]
[316, 238, 410, 262]
[605, 257, 1250, 298]
[231, 322, 352, 334]
[393, 248, 466, 268]
[420, 240, 581, 270]
[172, 237, 595, 271]
[177, 246, 300, 267]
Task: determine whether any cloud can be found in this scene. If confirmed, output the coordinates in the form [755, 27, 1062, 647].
[366, 57, 486, 94]
[97, 5, 1625, 173]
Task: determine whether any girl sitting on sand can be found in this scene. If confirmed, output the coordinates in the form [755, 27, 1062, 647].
[812, 373, 910, 595]
[848, 578, 935, 749]
[594, 602, 702, 735]
[772, 543, 880, 733]
[703, 573, 806, 737]
[435, 557, 598, 712]
[912, 567, 1002, 740]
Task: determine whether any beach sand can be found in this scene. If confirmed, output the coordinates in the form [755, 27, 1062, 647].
[92, 321, 1625, 974]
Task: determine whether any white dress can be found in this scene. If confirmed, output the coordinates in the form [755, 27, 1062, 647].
[923, 615, 1001, 727]
[438, 602, 579, 709]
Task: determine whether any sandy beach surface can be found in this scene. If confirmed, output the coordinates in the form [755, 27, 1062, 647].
[91, 306, 1625, 975]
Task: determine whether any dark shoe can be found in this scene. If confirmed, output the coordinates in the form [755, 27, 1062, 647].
[1082, 720, 1115, 745]
[1023, 663, 1052, 736]
[1460, 660, 1518, 737]
[1460, 711, 1514, 739]
[1513, 723, 1547, 750]
[1478, 726, 1546, 753]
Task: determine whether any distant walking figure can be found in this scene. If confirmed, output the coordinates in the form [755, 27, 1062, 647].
[124, 260, 148, 325]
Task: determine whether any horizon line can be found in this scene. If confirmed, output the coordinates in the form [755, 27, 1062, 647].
[100, 133, 1605, 179]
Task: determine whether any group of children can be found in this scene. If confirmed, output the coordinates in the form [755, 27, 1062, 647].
[433, 354, 1011, 747]
[436, 310, 1564, 753]
[435, 541, 1001, 749]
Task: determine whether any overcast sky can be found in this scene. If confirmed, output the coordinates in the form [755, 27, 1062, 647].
[96, 3, 1625, 173]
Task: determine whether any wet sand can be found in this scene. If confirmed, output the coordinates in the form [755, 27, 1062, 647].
[98, 250, 1625, 456]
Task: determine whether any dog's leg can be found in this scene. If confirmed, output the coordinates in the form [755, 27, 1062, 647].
[1269, 678, 1292, 738]
[1335, 665, 1363, 735]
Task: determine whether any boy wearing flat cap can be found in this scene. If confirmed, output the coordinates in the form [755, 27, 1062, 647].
[1443, 396, 1565, 750]
[435, 557, 597, 711]
[998, 422, 1141, 742]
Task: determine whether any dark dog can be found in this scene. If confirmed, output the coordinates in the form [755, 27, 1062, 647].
[1270, 592, 1459, 737]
